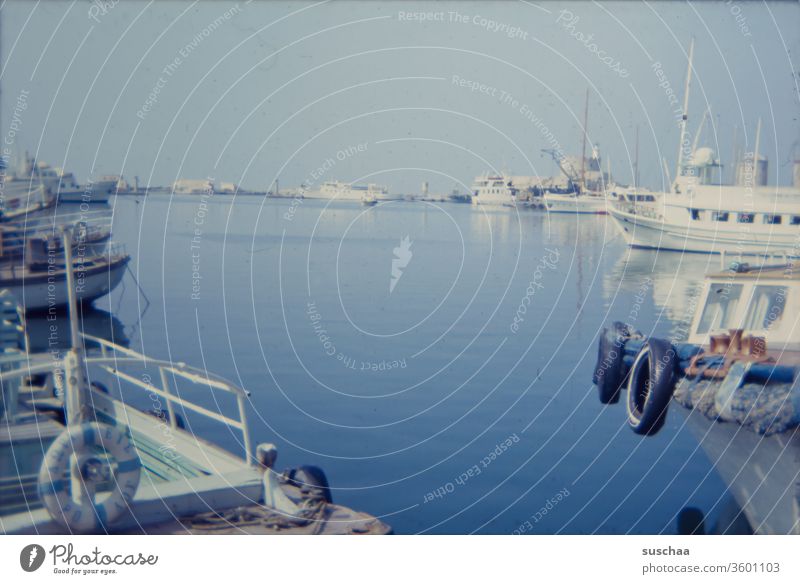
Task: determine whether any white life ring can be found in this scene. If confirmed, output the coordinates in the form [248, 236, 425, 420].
[38, 422, 141, 533]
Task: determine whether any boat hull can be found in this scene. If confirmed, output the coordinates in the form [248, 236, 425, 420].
[2, 255, 129, 311]
[610, 207, 800, 255]
[674, 405, 800, 534]
[471, 195, 516, 208]
[544, 193, 607, 214]
[57, 189, 111, 204]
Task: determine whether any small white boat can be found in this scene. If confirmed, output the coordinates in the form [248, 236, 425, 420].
[0, 246, 129, 312]
[0, 184, 52, 221]
[0, 214, 112, 261]
[543, 191, 608, 214]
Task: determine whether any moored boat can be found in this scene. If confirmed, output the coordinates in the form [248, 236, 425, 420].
[0, 243, 129, 312]
[470, 173, 517, 208]
[608, 39, 800, 256]
[592, 259, 800, 533]
[543, 191, 608, 214]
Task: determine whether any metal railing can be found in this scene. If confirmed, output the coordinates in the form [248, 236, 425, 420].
[82, 332, 254, 466]
[719, 249, 794, 270]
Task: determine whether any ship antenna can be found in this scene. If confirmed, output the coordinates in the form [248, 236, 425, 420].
[580, 88, 589, 192]
[731, 124, 739, 185]
[675, 37, 695, 185]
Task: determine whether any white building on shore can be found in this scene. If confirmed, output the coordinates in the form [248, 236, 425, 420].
[173, 178, 214, 194]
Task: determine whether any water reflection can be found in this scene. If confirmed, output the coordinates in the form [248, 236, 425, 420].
[606, 248, 719, 338]
[25, 306, 128, 352]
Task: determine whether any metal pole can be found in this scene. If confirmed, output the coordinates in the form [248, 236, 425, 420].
[62, 230, 89, 426]
[237, 395, 253, 466]
[634, 125, 639, 189]
[753, 118, 762, 187]
[63, 229, 81, 351]
[580, 89, 588, 192]
[675, 38, 695, 184]
[731, 124, 738, 185]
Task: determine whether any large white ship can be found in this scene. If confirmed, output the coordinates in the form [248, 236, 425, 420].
[610, 178, 800, 255]
[609, 40, 800, 256]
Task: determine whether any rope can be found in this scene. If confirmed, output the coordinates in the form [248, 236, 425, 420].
[125, 262, 151, 310]
[185, 473, 328, 534]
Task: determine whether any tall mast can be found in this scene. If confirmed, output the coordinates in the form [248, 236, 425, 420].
[580, 88, 589, 191]
[753, 117, 762, 186]
[675, 37, 695, 183]
[634, 125, 640, 188]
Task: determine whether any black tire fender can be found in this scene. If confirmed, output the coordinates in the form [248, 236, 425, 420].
[594, 321, 630, 404]
[626, 338, 678, 435]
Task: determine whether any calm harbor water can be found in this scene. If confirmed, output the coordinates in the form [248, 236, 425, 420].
[59, 193, 727, 534]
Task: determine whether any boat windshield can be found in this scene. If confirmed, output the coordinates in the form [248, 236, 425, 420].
[696, 283, 744, 334]
[742, 285, 787, 331]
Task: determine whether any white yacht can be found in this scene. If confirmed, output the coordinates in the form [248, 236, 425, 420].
[609, 40, 800, 256]
[470, 174, 517, 208]
[7, 156, 113, 204]
[611, 179, 800, 255]
[307, 180, 388, 203]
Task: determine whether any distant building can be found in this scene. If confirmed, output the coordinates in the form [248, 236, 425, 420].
[215, 181, 238, 194]
[173, 178, 214, 194]
[100, 175, 130, 191]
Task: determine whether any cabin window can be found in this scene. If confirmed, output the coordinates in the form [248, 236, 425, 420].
[689, 208, 702, 220]
[711, 211, 729, 222]
[738, 213, 754, 224]
[696, 283, 744, 334]
[743, 285, 787, 331]
[791, 216, 800, 225]
[763, 214, 782, 225]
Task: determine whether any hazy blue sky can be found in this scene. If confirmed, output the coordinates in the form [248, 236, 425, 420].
[2, 0, 798, 192]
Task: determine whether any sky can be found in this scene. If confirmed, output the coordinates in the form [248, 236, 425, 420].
[1, 0, 799, 193]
